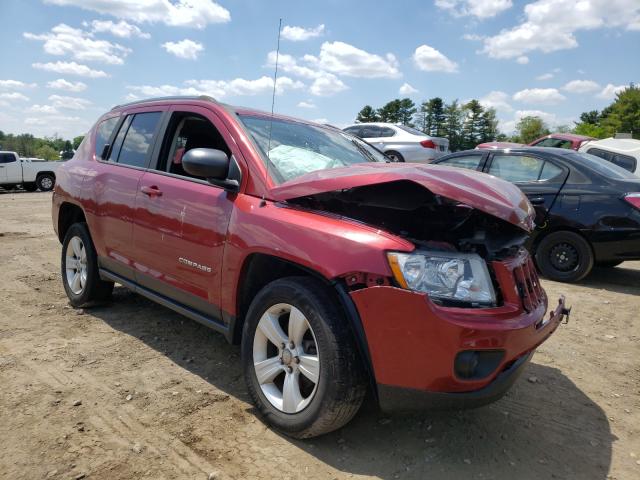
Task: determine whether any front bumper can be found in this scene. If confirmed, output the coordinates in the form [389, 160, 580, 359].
[349, 253, 568, 409]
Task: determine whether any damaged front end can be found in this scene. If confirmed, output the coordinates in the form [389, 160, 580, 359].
[270, 164, 538, 309]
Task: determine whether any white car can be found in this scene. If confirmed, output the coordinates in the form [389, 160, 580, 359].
[0, 151, 59, 191]
[343, 123, 449, 163]
[578, 137, 640, 175]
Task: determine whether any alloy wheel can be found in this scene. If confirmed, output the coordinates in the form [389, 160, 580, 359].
[65, 236, 88, 295]
[252, 303, 320, 414]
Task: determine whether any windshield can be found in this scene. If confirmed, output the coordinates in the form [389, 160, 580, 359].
[568, 152, 638, 180]
[239, 115, 387, 184]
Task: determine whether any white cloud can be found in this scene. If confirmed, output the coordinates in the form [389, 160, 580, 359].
[46, 78, 87, 92]
[399, 83, 418, 95]
[297, 100, 316, 108]
[48, 94, 92, 110]
[413, 45, 458, 73]
[562, 79, 600, 93]
[0, 92, 30, 101]
[162, 39, 204, 60]
[482, 0, 640, 61]
[128, 76, 304, 100]
[597, 83, 626, 100]
[513, 88, 566, 105]
[436, 0, 513, 19]
[44, 0, 230, 28]
[89, 20, 150, 38]
[515, 109, 559, 125]
[24, 23, 131, 65]
[28, 104, 59, 114]
[0, 80, 37, 90]
[266, 51, 323, 79]
[536, 73, 554, 81]
[32, 61, 108, 78]
[281, 24, 325, 42]
[25, 114, 82, 125]
[316, 41, 400, 78]
[309, 74, 348, 96]
[516, 56, 529, 64]
[462, 33, 485, 41]
[479, 90, 512, 112]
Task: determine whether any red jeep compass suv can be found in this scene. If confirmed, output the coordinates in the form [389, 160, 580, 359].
[52, 96, 568, 438]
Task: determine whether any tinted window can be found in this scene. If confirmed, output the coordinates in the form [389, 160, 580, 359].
[587, 147, 637, 172]
[539, 161, 563, 181]
[378, 127, 395, 137]
[533, 138, 572, 149]
[115, 112, 161, 168]
[361, 126, 381, 138]
[568, 152, 636, 179]
[343, 127, 362, 137]
[489, 155, 545, 182]
[0, 153, 16, 163]
[440, 155, 482, 170]
[94, 116, 119, 159]
[108, 115, 132, 163]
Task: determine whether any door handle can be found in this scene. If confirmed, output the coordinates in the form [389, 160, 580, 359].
[140, 185, 163, 197]
[529, 197, 545, 205]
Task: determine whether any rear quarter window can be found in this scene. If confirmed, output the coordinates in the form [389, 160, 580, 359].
[94, 116, 120, 160]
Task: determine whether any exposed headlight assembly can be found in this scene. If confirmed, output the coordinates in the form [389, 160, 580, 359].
[387, 251, 496, 305]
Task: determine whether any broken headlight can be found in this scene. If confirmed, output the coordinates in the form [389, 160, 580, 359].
[387, 251, 496, 305]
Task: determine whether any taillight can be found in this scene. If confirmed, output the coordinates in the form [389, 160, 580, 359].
[420, 139, 436, 149]
[624, 193, 640, 210]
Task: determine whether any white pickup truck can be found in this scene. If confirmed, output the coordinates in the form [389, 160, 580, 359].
[0, 151, 59, 192]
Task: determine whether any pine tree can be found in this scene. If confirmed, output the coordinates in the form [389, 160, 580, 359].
[442, 100, 464, 152]
[356, 105, 379, 123]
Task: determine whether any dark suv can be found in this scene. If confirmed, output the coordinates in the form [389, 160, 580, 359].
[52, 96, 568, 438]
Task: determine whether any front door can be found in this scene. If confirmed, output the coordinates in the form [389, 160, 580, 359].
[131, 105, 240, 322]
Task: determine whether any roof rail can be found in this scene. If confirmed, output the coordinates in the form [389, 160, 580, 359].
[111, 95, 216, 111]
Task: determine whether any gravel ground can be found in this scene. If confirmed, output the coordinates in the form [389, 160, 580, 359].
[0, 191, 638, 480]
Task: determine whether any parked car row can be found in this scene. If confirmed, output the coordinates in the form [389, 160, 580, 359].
[0, 151, 59, 191]
[476, 133, 595, 151]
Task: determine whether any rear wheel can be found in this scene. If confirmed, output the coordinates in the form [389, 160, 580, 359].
[36, 173, 55, 192]
[241, 277, 366, 438]
[535, 231, 594, 282]
[385, 150, 404, 162]
[61, 223, 113, 307]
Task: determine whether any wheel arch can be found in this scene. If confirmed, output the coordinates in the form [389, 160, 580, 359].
[36, 170, 56, 179]
[57, 202, 87, 243]
[531, 225, 594, 259]
[230, 252, 377, 399]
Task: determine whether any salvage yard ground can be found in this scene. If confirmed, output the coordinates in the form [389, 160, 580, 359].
[1, 191, 638, 480]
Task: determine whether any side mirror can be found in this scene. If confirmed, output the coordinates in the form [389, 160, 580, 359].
[182, 148, 229, 180]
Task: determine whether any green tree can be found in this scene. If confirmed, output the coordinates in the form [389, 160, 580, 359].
[600, 84, 640, 138]
[442, 100, 464, 152]
[574, 122, 610, 138]
[61, 140, 74, 160]
[34, 144, 59, 161]
[73, 135, 85, 150]
[461, 100, 484, 149]
[515, 116, 550, 144]
[356, 105, 379, 123]
[398, 98, 416, 126]
[579, 110, 601, 125]
[479, 107, 498, 143]
[416, 97, 446, 136]
[377, 99, 402, 123]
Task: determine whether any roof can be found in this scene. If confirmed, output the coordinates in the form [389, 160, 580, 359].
[111, 95, 216, 110]
[582, 137, 640, 154]
[535, 133, 594, 142]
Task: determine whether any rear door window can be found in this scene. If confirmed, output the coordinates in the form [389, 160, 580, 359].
[439, 155, 484, 171]
[94, 116, 119, 159]
[488, 154, 563, 183]
[112, 112, 162, 168]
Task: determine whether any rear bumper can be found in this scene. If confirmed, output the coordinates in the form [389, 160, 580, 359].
[377, 351, 532, 411]
[588, 229, 640, 262]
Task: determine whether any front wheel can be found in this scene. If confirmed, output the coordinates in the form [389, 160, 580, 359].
[241, 277, 366, 438]
[385, 150, 404, 162]
[61, 223, 114, 307]
[535, 231, 594, 282]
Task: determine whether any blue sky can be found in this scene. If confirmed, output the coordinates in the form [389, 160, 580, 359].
[1, 0, 639, 139]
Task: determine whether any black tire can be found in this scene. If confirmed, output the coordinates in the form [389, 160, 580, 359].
[596, 260, 623, 268]
[535, 231, 594, 282]
[61, 223, 113, 307]
[36, 173, 55, 192]
[23, 183, 38, 192]
[385, 150, 404, 162]
[241, 276, 366, 438]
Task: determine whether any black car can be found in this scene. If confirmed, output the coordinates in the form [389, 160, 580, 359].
[433, 147, 640, 282]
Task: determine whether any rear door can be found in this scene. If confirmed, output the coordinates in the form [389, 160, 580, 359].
[88, 107, 167, 280]
[131, 104, 242, 324]
[485, 152, 568, 226]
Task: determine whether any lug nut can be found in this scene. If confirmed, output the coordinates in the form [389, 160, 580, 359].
[281, 343, 286, 349]
[295, 357, 300, 364]
[286, 366, 293, 373]
[289, 341, 295, 349]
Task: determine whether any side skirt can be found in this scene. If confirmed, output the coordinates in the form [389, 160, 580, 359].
[99, 268, 230, 338]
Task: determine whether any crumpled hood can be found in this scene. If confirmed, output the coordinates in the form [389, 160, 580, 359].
[269, 162, 535, 232]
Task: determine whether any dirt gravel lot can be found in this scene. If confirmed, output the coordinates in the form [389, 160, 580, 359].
[1, 191, 639, 480]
